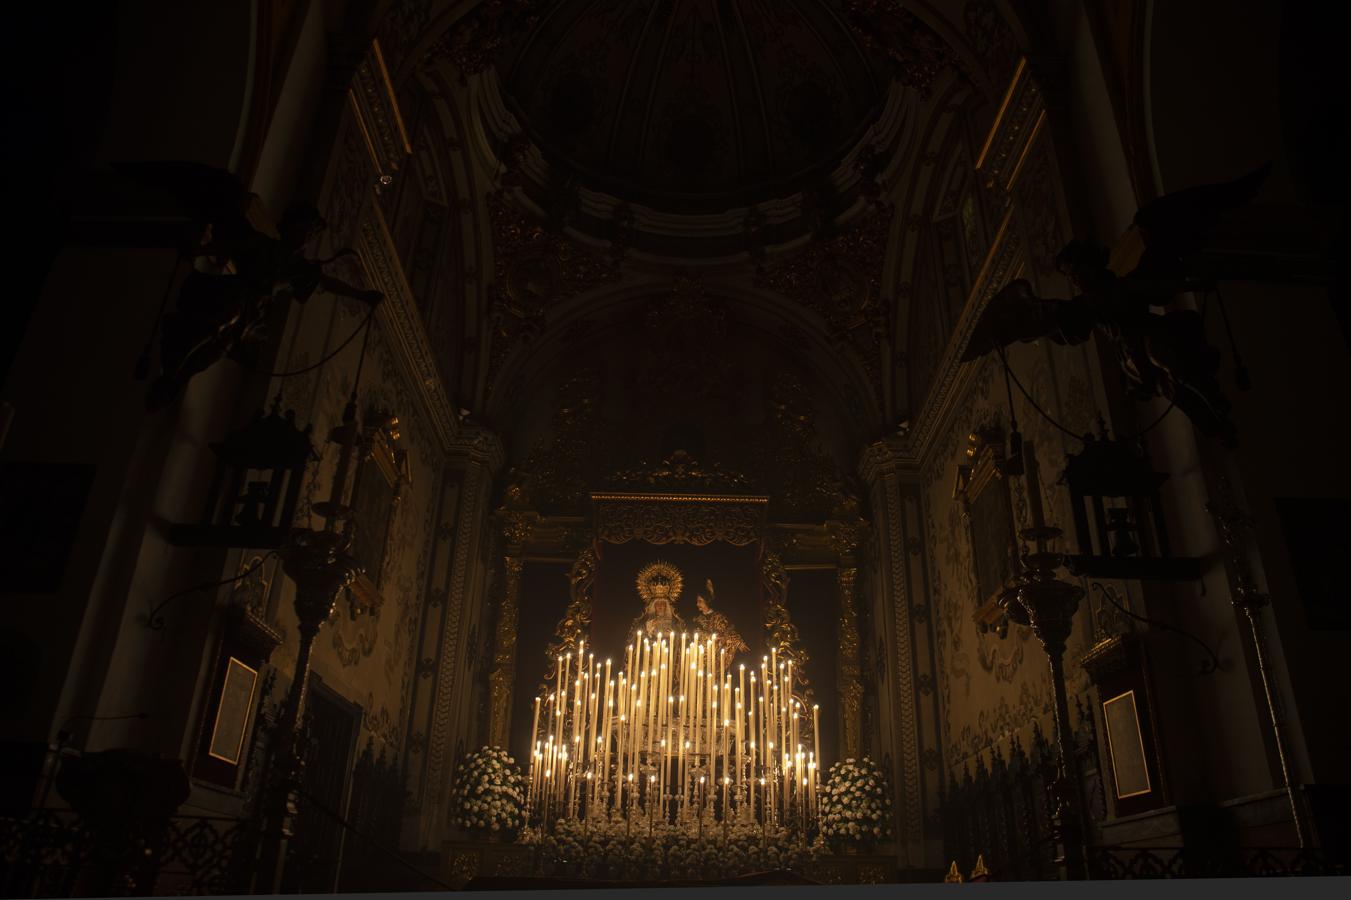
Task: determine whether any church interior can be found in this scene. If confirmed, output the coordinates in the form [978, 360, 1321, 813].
[2, 0, 1348, 892]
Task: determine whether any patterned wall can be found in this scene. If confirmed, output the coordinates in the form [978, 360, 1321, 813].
[905, 110, 1114, 778]
[919, 302, 1105, 778]
[250, 103, 454, 770]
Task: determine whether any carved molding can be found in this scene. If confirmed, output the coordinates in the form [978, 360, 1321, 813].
[488, 556, 524, 747]
[350, 40, 412, 179]
[592, 493, 768, 547]
[422, 447, 497, 845]
[358, 198, 459, 454]
[974, 58, 1046, 197]
[608, 450, 753, 495]
[863, 469, 924, 858]
[838, 566, 863, 759]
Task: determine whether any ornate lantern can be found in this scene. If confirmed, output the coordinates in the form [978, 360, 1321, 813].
[169, 401, 314, 549]
[1062, 437, 1202, 581]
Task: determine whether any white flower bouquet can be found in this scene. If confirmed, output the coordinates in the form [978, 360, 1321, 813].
[451, 746, 528, 842]
[818, 757, 893, 853]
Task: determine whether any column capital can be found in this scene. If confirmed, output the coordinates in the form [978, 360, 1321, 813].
[446, 423, 506, 474]
[858, 436, 910, 488]
[494, 508, 542, 551]
[825, 518, 870, 564]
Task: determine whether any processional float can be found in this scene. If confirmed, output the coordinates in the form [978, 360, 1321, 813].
[525, 561, 823, 838]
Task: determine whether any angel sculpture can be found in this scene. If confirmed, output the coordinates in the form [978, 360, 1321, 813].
[693, 580, 749, 656]
[962, 163, 1273, 446]
[116, 162, 384, 411]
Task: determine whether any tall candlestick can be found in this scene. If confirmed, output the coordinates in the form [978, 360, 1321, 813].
[677, 692, 686, 818]
[530, 696, 541, 771]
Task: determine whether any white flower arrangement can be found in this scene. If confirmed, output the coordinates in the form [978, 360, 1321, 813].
[452, 746, 528, 842]
[818, 757, 893, 852]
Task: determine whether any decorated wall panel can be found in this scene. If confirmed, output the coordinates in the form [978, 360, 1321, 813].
[263, 296, 444, 760]
[921, 345, 1102, 776]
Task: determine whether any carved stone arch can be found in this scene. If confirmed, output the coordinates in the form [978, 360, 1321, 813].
[888, 75, 979, 418]
[884, 0, 1003, 103]
[378, 0, 481, 86]
[419, 65, 501, 409]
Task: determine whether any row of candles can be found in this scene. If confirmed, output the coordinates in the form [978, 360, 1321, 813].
[526, 631, 822, 832]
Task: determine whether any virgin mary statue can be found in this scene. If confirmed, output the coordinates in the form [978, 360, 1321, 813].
[631, 561, 686, 639]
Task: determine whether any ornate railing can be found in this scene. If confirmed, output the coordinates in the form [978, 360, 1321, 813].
[0, 809, 95, 898]
[939, 723, 1062, 881]
[940, 701, 1108, 881]
[0, 802, 447, 897]
[1087, 845, 1348, 879]
[0, 809, 259, 897]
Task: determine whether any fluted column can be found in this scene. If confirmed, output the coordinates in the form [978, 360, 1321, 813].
[406, 424, 504, 848]
[858, 436, 946, 869]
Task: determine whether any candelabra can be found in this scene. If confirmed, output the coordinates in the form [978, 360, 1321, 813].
[997, 452, 1089, 881]
[252, 398, 364, 893]
[525, 633, 822, 839]
[1003, 538, 1088, 879]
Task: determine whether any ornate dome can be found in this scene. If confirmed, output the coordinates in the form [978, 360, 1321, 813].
[497, 0, 886, 213]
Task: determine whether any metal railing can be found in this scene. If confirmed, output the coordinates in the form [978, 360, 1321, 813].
[0, 791, 450, 898]
[1, 809, 259, 897]
[1087, 845, 1348, 879]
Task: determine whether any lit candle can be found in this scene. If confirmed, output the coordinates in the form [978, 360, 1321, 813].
[812, 704, 821, 822]
[735, 684, 743, 815]
[678, 692, 686, 814]
[529, 695, 541, 772]
[665, 694, 674, 816]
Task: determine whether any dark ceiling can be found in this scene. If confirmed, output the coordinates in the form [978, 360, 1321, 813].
[497, 0, 886, 213]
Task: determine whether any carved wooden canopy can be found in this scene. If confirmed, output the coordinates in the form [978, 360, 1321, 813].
[590, 491, 769, 547]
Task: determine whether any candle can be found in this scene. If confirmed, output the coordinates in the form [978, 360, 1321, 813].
[735, 685, 743, 817]
[678, 692, 686, 816]
[604, 661, 613, 796]
[530, 695, 541, 771]
[615, 678, 626, 815]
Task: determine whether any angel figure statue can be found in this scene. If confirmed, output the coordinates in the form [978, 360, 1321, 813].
[693, 580, 750, 656]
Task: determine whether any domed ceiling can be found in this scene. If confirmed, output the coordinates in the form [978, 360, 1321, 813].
[496, 0, 886, 213]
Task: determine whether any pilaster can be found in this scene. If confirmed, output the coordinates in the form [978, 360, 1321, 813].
[407, 424, 504, 848]
[857, 439, 944, 869]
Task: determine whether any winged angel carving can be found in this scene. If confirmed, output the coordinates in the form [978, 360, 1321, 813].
[963, 164, 1274, 446]
[117, 162, 384, 411]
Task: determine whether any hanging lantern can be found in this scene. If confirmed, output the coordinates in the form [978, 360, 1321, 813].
[169, 401, 314, 549]
[1062, 437, 1202, 581]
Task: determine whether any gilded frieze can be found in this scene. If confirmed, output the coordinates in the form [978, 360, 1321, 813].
[593, 495, 766, 547]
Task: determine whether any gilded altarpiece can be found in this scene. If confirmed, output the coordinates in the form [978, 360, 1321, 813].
[486, 491, 870, 783]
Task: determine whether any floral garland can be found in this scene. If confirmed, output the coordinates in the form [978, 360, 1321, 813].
[452, 746, 528, 841]
[523, 819, 821, 881]
[819, 757, 893, 852]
